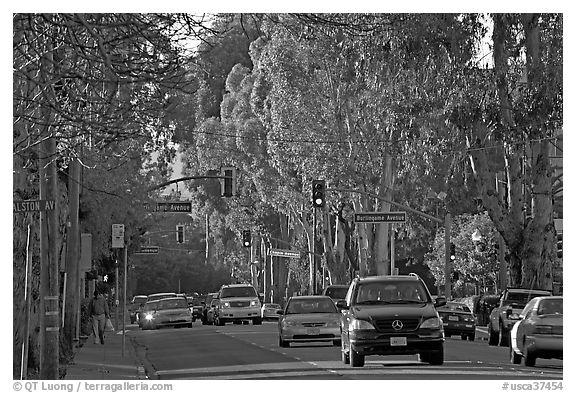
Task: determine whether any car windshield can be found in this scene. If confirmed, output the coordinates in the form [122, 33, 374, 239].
[355, 282, 428, 304]
[503, 292, 549, 307]
[439, 303, 471, 313]
[132, 296, 147, 305]
[324, 287, 348, 299]
[537, 298, 562, 315]
[156, 299, 188, 310]
[220, 287, 257, 298]
[286, 298, 338, 314]
[148, 293, 176, 302]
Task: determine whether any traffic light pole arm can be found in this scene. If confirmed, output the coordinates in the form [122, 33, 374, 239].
[326, 187, 443, 224]
[147, 175, 229, 192]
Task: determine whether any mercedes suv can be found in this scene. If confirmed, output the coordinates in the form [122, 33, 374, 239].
[215, 284, 262, 325]
[338, 274, 447, 367]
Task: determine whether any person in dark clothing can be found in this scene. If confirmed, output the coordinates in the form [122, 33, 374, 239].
[89, 290, 110, 344]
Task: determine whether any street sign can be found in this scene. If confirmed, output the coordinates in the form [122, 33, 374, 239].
[354, 211, 406, 223]
[135, 246, 159, 255]
[111, 224, 125, 248]
[13, 199, 55, 213]
[144, 201, 192, 213]
[270, 249, 301, 258]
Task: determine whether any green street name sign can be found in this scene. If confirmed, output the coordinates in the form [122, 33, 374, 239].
[144, 202, 192, 213]
[13, 199, 55, 213]
[354, 211, 406, 223]
[135, 246, 159, 255]
[270, 249, 301, 258]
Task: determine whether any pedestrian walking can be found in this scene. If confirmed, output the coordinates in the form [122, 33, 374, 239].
[89, 289, 110, 344]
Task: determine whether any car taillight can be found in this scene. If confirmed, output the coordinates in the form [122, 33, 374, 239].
[534, 325, 553, 335]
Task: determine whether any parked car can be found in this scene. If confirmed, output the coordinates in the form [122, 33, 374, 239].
[206, 299, 220, 325]
[129, 295, 147, 324]
[509, 296, 563, 367]
[278, 296, 341, 348]
[437, 301, 477, 341]
[339, 273, 446, 367]
[139, 297, 193, 330]
[261, 303, 282, 320]
[201, 292, 219, 325]
[215, 284, 262, 326]
[322, 285, 350, 304]
[488, 288, 552, 346]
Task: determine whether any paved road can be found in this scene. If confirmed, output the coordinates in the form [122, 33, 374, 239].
[129, 321, 563, 380]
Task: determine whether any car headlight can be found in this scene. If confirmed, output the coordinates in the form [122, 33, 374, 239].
[250, 300, 259, 307]
[145, 313, 154, 321]
[420, 317, 442, 329]
[326, 319, 340, 327]
[349, 318, 375, 331]
[221, 302, 230, 308]
[282, 319, 298, 327]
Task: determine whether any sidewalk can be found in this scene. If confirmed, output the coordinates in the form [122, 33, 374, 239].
[63, 327, 147, 380]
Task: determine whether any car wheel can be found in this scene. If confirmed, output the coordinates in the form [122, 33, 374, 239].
[350, 348, 365, 367]
[488, 323, 498, 346]
[509, 343, 522, 364]
[427, 345, 444, 365]
[498, 321, 509, 347]
[524, 348, 536, 367]
[279, 337, 289, 348]
[253, 317, 262, 325]
[468, 333, 475, 341]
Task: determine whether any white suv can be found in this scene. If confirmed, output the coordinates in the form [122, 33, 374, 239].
[215, 284, 262, 325]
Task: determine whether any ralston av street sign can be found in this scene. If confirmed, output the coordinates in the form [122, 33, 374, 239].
[135, 246, 159, 255]
[354, 211, 406, 223]
[13, 199, 55, 213]
[145, 202, 192, 213]
[270, 249, 301, 259]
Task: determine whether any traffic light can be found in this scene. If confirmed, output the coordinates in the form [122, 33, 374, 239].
[450, 243, 456, 260]
[176, 225, 185, 244]
[312, 179, 326, 208]
[221, 166, 237, 197]
[242, 230, 251, 248]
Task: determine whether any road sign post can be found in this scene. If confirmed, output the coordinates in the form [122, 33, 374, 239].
[111, 224, 125, 249]
[270, 249, 301, 259]
[135, 246, 159, 255]
[354, 211, 406, 223]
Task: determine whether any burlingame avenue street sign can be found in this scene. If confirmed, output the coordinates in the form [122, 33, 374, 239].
[354, 211, 406, 223]
[144, 201, 192, 213]
[13, 199, 55, 213]
[270, 249, 301, 258]
[135, 246, 159, 255]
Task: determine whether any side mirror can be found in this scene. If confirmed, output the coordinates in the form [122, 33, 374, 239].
[434, 296, 447, 307]
[335, 300, 348, 310]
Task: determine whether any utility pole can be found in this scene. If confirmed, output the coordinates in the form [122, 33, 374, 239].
[63, 158, 80, 357]
[444, 213, 452, 300]
[39, 135, 60, 379]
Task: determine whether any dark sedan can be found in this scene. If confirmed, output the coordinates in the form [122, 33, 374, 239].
[437, 301, 477, 341]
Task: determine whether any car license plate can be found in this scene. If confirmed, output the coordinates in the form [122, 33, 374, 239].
[307, 328, 320, 335]
[448, 316, 458, 321]
[390, 337, 407, 346]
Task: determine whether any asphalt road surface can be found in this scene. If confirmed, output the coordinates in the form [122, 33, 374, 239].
[128, 321, 563, 380]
